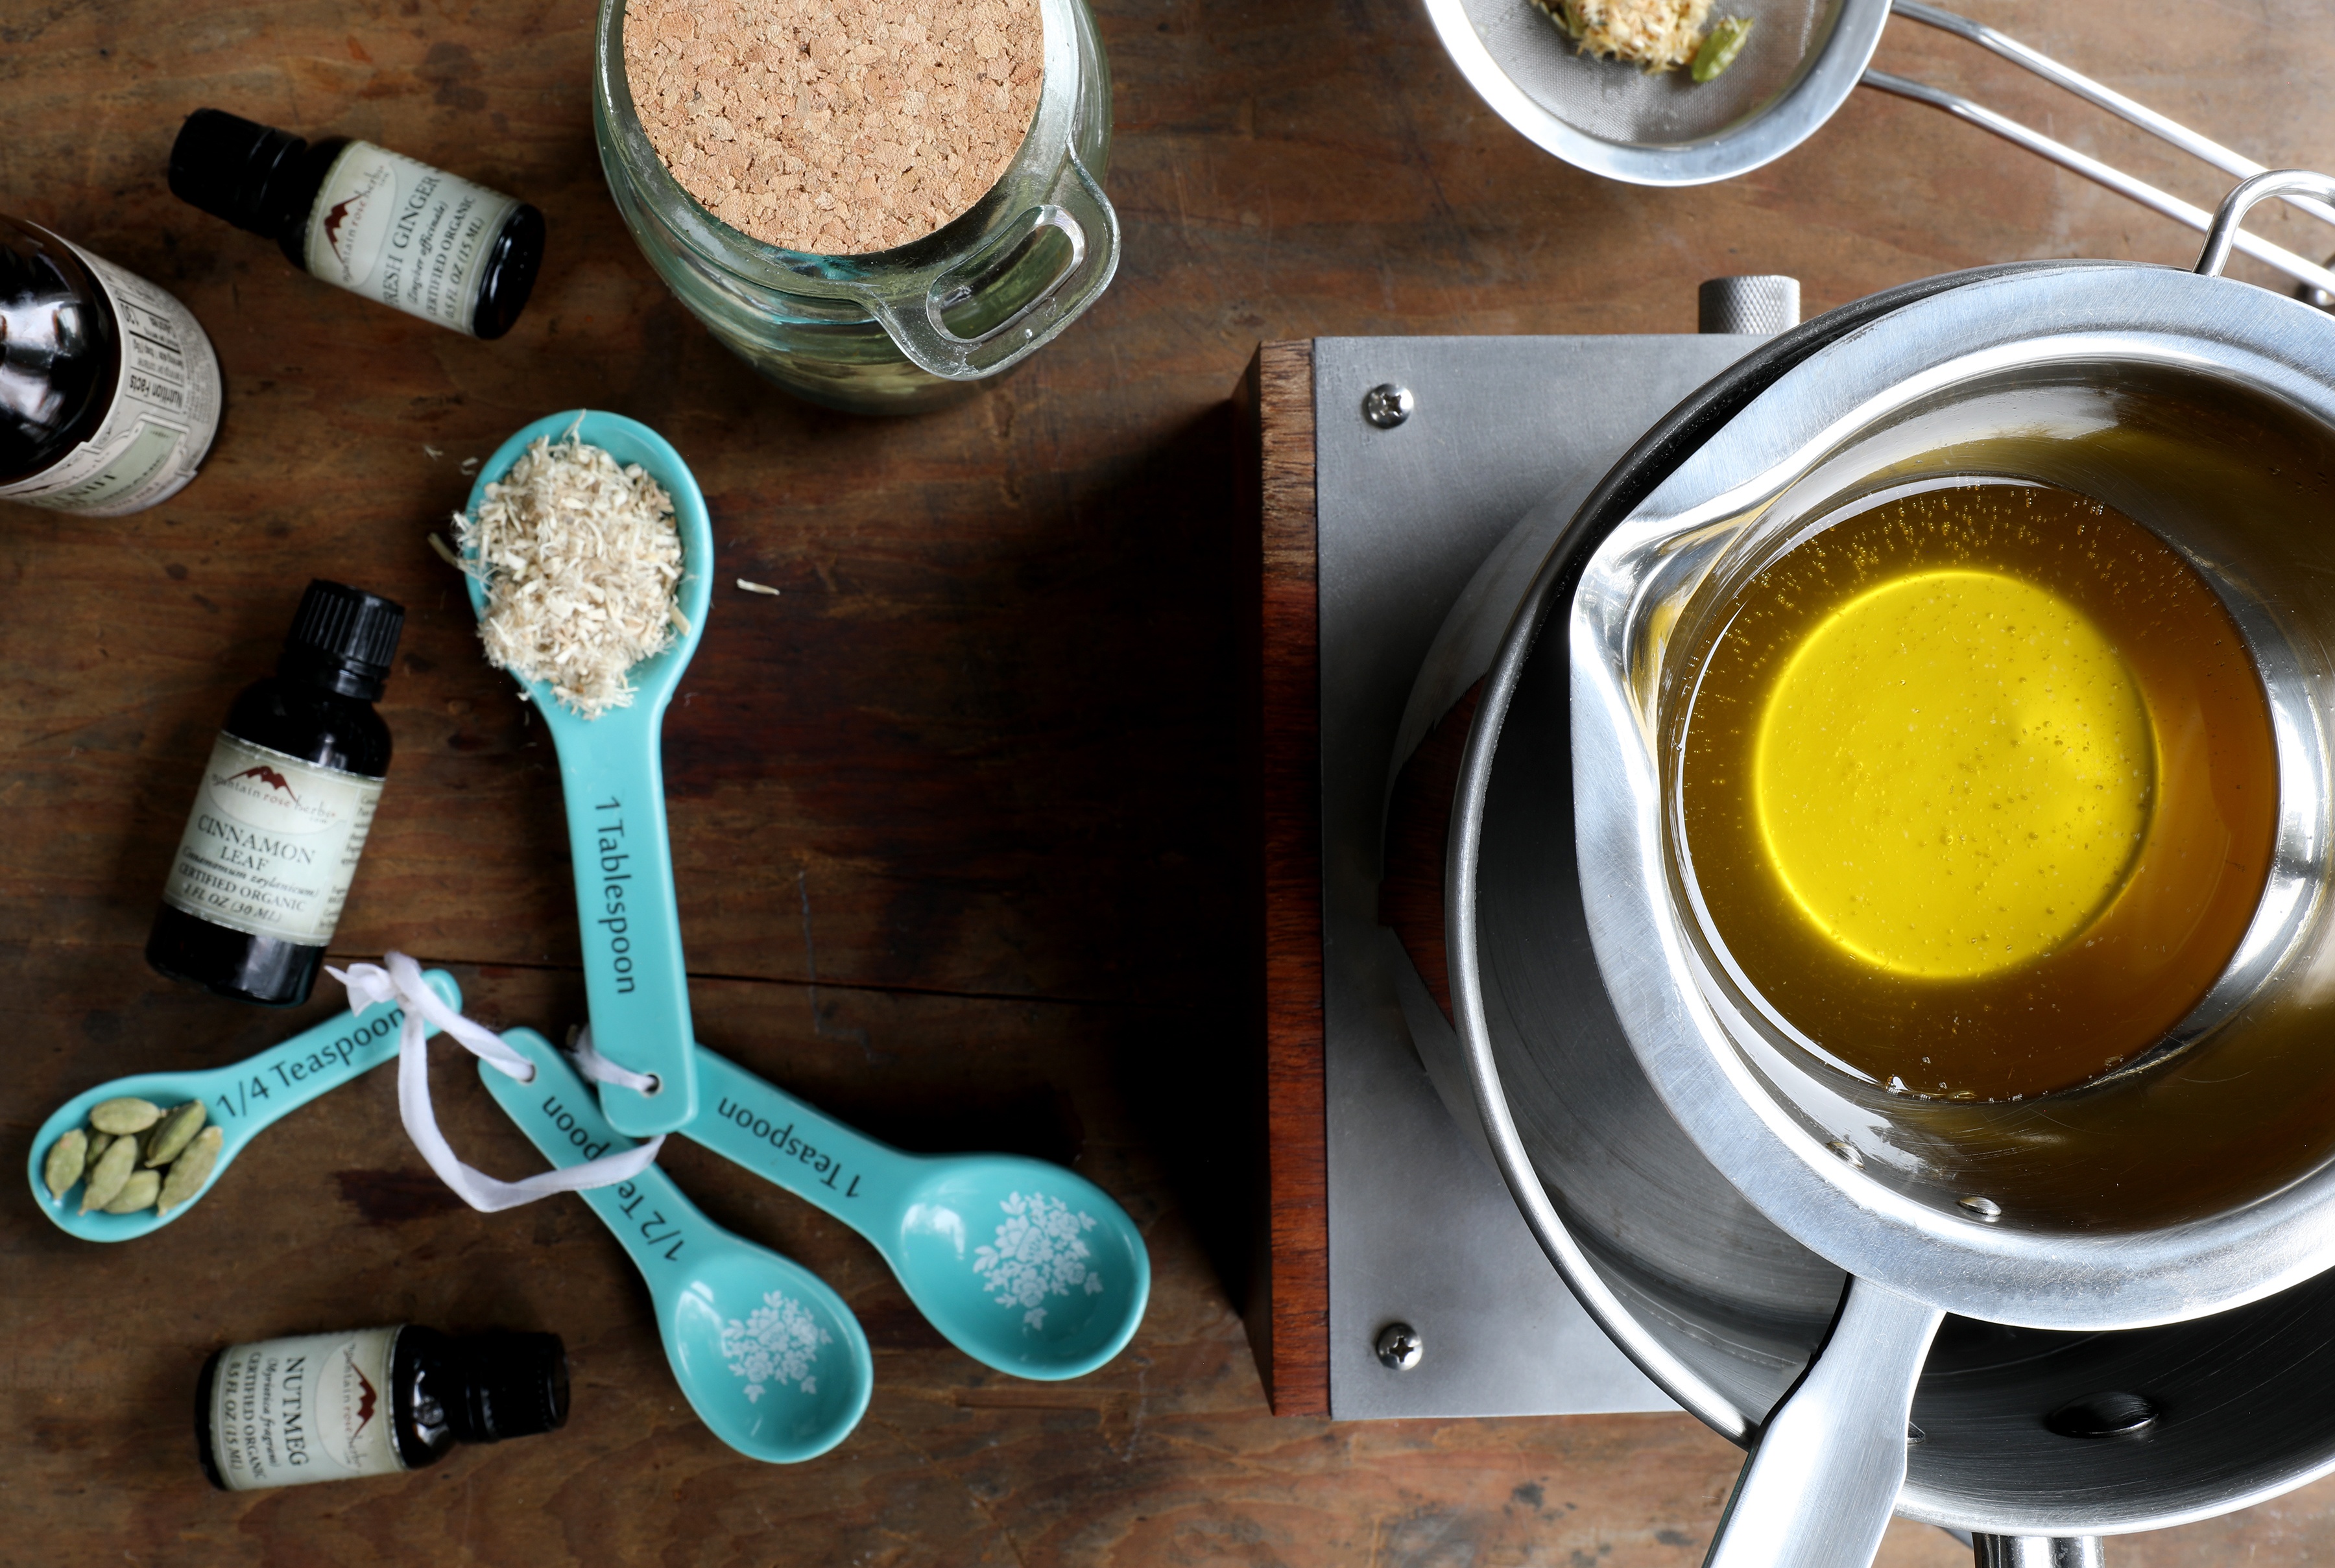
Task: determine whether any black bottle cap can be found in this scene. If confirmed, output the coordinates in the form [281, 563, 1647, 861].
[451, 1331, 570, 1443]
[280, 579, 403, 700]
[169, 108, 309, 238]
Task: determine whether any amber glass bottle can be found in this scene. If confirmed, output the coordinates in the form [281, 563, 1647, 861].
[169, 108, 545, 340]
[196, 1325, 569, 1491]
[146, 581, 403, 1006]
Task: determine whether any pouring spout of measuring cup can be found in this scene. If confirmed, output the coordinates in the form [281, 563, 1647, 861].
[1705, 1277, 1945, 1568]
[27, 969, 463, 1242]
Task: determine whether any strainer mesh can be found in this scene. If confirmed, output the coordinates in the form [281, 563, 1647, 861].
[1459, 0, 1839, 146]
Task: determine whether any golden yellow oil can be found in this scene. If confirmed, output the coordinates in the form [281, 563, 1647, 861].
[1677, 478, 2279, 1101]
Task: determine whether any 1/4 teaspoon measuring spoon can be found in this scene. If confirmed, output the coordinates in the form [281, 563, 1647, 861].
[481, 1029, 871, 1463]
[27, 969, 462, 1242]
[682, 1043, 1150, 1381]
[463, 410, 714, 1137]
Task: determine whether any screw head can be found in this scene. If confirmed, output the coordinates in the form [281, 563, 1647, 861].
[1363, 383, 1414, 429]
[1825, 1139, 1864, 1169]
[1375, 1322, 1423, 1370]
[1958, 1194, 2004, 1222]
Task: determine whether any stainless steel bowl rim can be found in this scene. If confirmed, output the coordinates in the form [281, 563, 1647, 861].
[1444, 262, 2335, 1535]
[1566, 265, 2335, 1329]
[1416, 0, 1890, 185]
[1444, 263, 2099, 1447]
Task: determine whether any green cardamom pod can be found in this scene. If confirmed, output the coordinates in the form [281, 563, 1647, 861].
[90, 1097, 163, 1135]
[78, 1133, 138, 1213]
[156, 1126, 224, 1217]
[1691, 16, 1754, 83]
[42, 1128, 86, 1201]
[143, 1102, 207, 1167]
[103, 1169, 162, 1215]
[85, 1130, 114, 1167]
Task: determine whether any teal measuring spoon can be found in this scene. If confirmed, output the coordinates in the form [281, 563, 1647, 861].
[682, 1043, 1149, 1381]
[27, 969, 462, 1242]
[481, 1028, 871, 1463]
[462, 410, 713, 1137]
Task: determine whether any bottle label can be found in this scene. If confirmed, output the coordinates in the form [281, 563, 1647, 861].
[209, 1327, 405, 1491]
[305, 142, 521, 337]
[0, 242, 223, 517]
[160, 733, 386, 947]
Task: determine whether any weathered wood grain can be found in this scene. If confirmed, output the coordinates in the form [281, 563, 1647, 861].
[6, 0, 2335, 1557]
[1244, 341, 1326, 1417]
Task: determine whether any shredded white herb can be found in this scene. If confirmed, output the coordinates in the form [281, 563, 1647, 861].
[1536, 0, 1712, 73]
[454, 430, 684, 720]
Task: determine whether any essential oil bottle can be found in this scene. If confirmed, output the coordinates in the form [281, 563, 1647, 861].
[147, 580, 403, 1006]
[0, 215, 223, 516]
[196, 1325, 569, 1491]
[167, 108, 545, 340]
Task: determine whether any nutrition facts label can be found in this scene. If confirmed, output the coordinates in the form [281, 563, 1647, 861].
[0, 242, 222, 516]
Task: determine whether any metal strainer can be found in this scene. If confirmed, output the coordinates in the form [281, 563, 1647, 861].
[1422, 0, 2335, 295]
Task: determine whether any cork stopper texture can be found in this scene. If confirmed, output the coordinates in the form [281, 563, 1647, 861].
[624, 0, 1044, 257]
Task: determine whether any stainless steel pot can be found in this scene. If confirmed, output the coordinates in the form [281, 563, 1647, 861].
[1406, 200, 2335, 1554]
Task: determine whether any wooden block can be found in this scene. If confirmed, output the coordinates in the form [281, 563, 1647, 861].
[1239, 340, 1327, 1416]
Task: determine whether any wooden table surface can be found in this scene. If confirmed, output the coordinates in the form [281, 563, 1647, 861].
[10, 0, 2335, 1561]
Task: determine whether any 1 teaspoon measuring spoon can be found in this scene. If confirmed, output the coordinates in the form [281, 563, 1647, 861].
[462, 410, 713, 1137]
[480, 1029, 871, 1463]
[680, 1042, 1149, 1381]
[27, 969, 462, 1242]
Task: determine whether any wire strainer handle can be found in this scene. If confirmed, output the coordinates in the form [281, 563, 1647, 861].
[1869, 5, 2335, 297]
[2199, 172, 2335, 281]
[1891, 1, 2335, 231]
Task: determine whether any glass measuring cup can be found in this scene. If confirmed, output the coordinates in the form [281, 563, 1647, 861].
[593, 0, 1116, 414]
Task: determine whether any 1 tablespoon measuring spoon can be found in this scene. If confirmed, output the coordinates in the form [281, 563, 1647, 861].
[682, 1043, 1150, 1380]
[462, 409, 713, 1137]
[26, 969, 462, 1242]
[480, 1028, 871, 1462]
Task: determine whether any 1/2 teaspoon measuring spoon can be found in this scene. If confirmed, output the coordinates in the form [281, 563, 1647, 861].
[481, 1028, 872, 1463]
[463, 410, 714, 1137]
[27, 969, 462, 1242]
[682, 1042, 1150, 1381]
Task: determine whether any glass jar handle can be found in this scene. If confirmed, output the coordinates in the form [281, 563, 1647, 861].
[839, 151, 1119, 382]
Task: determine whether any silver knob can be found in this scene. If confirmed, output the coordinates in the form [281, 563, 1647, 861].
[1375, 1322, 1423, 1370]
[1698, 275, 1802, 335]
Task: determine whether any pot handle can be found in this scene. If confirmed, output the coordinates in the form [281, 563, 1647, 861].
[1970, 1538, 2103, 1567]
[2197, 169, 2335, 279]
[839, 151, 1120, 383]
[1705, 1277, 1945, 1568]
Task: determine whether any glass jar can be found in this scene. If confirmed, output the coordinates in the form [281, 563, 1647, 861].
[593, 0, 1116, 414]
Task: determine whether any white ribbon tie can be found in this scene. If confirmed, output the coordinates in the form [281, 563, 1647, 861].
[331, 951, 664, 1213]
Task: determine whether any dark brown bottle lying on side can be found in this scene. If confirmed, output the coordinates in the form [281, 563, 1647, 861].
[0, 215, 224, 515]
[196, 1325, 569, 1491]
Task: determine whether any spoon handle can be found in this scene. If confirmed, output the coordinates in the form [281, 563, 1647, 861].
[197, 968, 464, 1146]
[479, 1028, 721, 1282]
[684, 1045, 913, 1221]
[549, 718, 698, 1136]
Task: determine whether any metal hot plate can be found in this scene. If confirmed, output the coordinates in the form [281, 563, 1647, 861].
[1313, 329, 1769, 1419]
